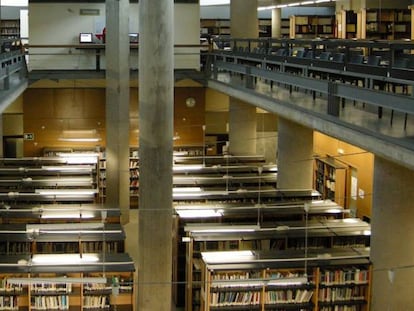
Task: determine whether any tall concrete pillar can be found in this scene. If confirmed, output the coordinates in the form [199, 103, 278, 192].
[229, 1, 258, 156]
[230, 0, 258, 39]
[271, 1, 282, 38]
[228, 98, 256, 156]
[277, 117, 313, 189]
[138, 0, 173, 310]
[105, 0, 130, 224]
[370, 157, 414, 309]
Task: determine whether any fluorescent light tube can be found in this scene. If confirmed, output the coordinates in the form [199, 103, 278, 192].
[202, 250, 254, 263]
[176, 209, 223, 218]
[7, 277, 106, 285]
[35, 189, 98, 195]
[268, 277, 308, 286]
[32, 254, 99, 265]
[173, 165, 203, 172]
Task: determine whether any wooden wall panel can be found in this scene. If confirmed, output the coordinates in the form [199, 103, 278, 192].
[23, 87, 205, 156]
[174, 87, 206, 147]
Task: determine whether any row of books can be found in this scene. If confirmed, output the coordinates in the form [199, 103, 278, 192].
[82, 242, 123, 254]
[211, 271, 262, 282]
[318, 286, 367, 302]
[0, 280, 22, 293]
[31, 283, 72, 293]
[319, 306, 362, 311]
[31, 295, 69, 310]
[83, 295, 110, 309]
[319, 268, 369, 285]
[210, 290, 261, 306]
[0, 296, 18, 310]
[265, 289, 313, 304]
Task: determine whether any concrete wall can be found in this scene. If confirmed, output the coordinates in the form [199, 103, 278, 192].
[28, 3, 200, 70]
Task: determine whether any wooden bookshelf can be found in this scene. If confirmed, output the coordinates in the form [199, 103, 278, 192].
[365, 8, 411, 40]
[314, 157, 348, 208]
[0, 156, 135, 311]
[289, 15, 335, 39]
[184, 217, 370, 311]
[199, 248, 371, 311]
[0, 19, 20, 39]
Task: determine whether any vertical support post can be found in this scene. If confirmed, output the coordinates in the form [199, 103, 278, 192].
[138, 0, 174, 310]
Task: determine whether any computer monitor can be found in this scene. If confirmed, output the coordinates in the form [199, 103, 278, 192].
[129, 33, 139, 43]
[79, 33, 93, 44]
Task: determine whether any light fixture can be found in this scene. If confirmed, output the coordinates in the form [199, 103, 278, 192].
[58, 130, 101, 143]
[201, 250, 255, 263]
[31, 253, 99, 265]
[176, 209, 223, 218]
[41, 165, 94, 171]
[57, 152, 99, 164]
[185, 97, 196, 108]
[41, 211, 94, 219]
[7, 277, 106, 285]
[173, 164, 204, 172]
[267, 277, 308, 286]
[173, 187, 202, 193]
[35, 189, 98, 196]
[187, 224, 259, 233]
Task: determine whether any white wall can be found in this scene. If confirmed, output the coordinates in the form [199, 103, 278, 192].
[28, 3, 200, 70]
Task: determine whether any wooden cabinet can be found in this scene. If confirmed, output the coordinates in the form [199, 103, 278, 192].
[314, 157, 347, 208]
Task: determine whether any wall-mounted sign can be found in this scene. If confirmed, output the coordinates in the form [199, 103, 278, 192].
[23, 133, 34, 141]
[80, 9, 100, 16]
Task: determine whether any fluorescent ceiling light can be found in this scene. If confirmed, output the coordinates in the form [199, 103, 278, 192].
[7, 277, 106, 285]
[173, 187, 202, 193]
[200, 0, 229, 5]
[41, 165, 94, 171]
[189, 224, 259, 233]
[32, 254, 99, 265]
[202, 250, 254, 263]
[35, 189, 97, 195]
[58, 138, 101, 142]
[41, 210, 94, 219]
[268, 277, 308, 286]
[1, 0, 27, 6]
[173, 165, 203, 172]
[176, 209, 223, 218]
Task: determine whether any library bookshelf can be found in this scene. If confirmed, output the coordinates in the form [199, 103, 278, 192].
[199, 248, 371, 311]
[314, 157, 347, 208]
[183, 216, 370, 311]
[0, 156, 136, 311]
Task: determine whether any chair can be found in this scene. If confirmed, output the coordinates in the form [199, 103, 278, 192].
[319, 51, 331, 61]
[367, 55, 381, 66]
[349, 54, 364, 64]
[332, 53, 345, 63]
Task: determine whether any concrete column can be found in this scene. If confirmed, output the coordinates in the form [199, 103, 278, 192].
[105, 0, 130, 224]
[0, 116, 3, 157]
[228, 98, 256, 156]
[229, 1, 258, 156]
[230, 0, 258, 39]
[277, 117, 313, 189]
[138, 0, 173, 310]
[370, 157, 414, 309]
[271, 0, 282, 38]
